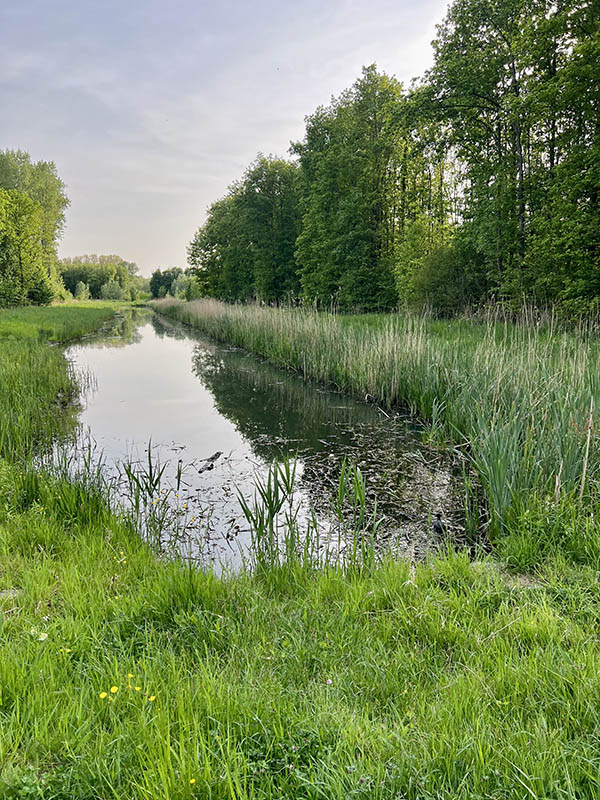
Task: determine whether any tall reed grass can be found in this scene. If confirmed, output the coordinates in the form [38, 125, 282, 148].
[153, 299, 600, 562]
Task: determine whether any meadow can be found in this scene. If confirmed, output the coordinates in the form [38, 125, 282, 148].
[2, 301, 600, 798]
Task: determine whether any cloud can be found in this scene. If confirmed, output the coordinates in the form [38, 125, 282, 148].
[1, 0, 449, 272]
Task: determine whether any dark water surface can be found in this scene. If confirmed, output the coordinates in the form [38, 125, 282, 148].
[65, 311, 462, 569]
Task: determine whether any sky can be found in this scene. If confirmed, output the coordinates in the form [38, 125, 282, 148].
[0, 0, 450, 275]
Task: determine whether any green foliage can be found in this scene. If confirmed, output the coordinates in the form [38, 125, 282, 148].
[99, 278, 124, 300]
[185, 2, 599, 315]
[188, 156, 301, 303]
[0, 150, 68, 306]
[410, 237, 488, 315]
[149, 267, 183, 299]
[0, 188, 57, 308]
[428, 0, 600, 305]
[74, 280, 91, 300]
[60, 254, 138, 300]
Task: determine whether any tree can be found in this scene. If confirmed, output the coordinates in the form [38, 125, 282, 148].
[60, 255, 139, 299]
[187, 157, 301, 303]
[149, 267, 183, 298]
[0, 188, 52, 306]
[0, 150, 69, 297]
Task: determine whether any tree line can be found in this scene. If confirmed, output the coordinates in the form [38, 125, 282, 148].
[187, 0, 599, 314]
[60, 254, 149, 301]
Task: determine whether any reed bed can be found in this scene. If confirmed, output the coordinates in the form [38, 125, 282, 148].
[153, 299, 600, 565]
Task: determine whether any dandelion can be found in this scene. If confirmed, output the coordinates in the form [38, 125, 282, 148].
[148, 695, 156, 702]
[110, 686, 118, 694]
[99, 692, 108, 699]
[135, 686, 141, 691]
[190, 778, 196, 785]
[65, 648, 72, 653]
[128, 673, 134, 678]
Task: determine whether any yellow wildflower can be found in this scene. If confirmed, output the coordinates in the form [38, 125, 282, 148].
[99, 692, 107, 699]
[148, 695, 156, 702]
[190, 778, 196, 785]
[110, 686, 118, 694]
[135, 686, 141, 691]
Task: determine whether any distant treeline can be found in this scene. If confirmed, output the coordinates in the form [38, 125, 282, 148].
[60, 254, 149, 301]
[185, 0, 599, 314]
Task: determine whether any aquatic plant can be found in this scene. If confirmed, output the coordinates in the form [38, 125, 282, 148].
[153, 298, 600, 564]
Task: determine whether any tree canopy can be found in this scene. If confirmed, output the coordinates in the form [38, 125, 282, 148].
[187, 0, 599, 314]
[0, 150, 69, 306]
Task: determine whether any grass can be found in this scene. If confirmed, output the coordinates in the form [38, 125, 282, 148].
[151, 298, 600, 568]
[4, 458, 600, 799]
[3, 301, 600, 797]
[0, 302, 123, 342]
[0, 303, 125, 459]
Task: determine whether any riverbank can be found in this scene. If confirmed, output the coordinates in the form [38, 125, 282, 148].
[3, 302, 600, 798]
[152, 298, 600, 571]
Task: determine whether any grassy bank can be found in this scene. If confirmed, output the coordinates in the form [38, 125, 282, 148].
[0, 303, 123, 459]
[151, 299, 600, 569]
[3, 303, 600, 798]
[5, 456, 600, 799]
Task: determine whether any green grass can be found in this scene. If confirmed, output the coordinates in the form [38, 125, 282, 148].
[4, 460, 600, 799]
[0, 303, 125, 459]
[3, 301, 600, 797]
[152, 299, 600, 568]
[0, 302, 123, 342]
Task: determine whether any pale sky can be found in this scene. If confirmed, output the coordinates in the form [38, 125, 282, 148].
[0, 0, 449, 275]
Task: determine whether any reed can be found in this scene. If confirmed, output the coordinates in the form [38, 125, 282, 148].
[153, 298, 600, 564]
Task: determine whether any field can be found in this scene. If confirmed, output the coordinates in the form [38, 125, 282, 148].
[2, 302, 600, 798]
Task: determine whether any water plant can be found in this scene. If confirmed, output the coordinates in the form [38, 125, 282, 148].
[153, 298, 600, 565]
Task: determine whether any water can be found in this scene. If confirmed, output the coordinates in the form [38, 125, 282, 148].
[64, 310, 463, 569]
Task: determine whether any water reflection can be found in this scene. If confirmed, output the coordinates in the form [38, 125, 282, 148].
[65, 312, 463, 569]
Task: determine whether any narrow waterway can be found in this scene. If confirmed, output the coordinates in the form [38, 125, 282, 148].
[64, 310, 463, 569]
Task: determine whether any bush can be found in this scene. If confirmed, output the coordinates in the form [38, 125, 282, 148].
[99, 279, 124, 300]
[74, 280, 91, 300]
[411, 239, 487, 316]
[26, 276, 54, 306]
